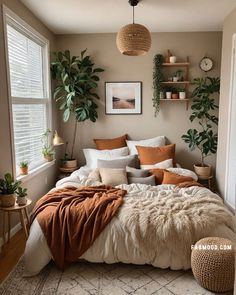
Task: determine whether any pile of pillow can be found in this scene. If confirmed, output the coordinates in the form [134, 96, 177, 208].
[83, 134, 197, 187]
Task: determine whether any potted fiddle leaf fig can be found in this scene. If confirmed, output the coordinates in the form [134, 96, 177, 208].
[0, 173, 21, 207]
[182, 77, 220, 178]
[51, 49, 104, 168]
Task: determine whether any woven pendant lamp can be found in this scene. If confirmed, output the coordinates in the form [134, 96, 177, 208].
[116, 0, 151, 56]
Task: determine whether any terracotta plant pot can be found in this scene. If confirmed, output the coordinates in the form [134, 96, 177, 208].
[171, 93, 179, 99]
[194, 164, 211, 179]
[44, 155, 53, 162]
[17, 196, 27, 206]
[63, 159, 77, 168]
[20, 167, 28, 175]
[0, 194, 16, 207]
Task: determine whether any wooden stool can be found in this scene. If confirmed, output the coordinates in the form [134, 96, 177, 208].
[0, 198, 32, 250]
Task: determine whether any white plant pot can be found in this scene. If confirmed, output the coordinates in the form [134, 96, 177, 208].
[170, 56, 177, 63]
[17, 196, 27, 206]
[173, 77, 179, 82]
[179, 92, 186, 99]
[166, 92, 172, 99]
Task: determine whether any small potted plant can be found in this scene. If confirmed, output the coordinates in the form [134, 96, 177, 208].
[164, 86, 172, 99]
[19, 161, 29, 175]
[42, 129, 55, 162]
[179, 88, 186, 99]
[16, 186, 28, 205]
[182, 77, 220, 178]
[0, 173, 21, 207]
[173, 70, 184, 82]
[171, 87, 179, 99]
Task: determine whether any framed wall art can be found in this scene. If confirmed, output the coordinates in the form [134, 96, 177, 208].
[105, 82, 142, 114]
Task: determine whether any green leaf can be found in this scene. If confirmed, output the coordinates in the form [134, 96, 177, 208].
[63, 108, 70, 122]
[93, 68, 104, 73]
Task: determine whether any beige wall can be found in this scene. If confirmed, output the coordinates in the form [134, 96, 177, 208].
[0, 0, 58, 235]
[216, 8, 236, 197]
[56, 32, 222, 170]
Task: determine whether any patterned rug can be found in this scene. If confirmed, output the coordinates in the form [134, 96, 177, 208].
[0, 259, 233, 295]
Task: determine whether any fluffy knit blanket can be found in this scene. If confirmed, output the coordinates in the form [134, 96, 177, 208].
[116, 183, 235, 262]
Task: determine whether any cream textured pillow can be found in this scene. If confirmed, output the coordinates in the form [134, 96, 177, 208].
[141, 159, 173, 170]
[126, 136, 165, 155]
[99, 168, 128, 187]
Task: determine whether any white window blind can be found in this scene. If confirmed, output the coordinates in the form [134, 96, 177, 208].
[4, 9, 51, 176]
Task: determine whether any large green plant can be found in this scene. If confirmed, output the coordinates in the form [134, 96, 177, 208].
[153, 54, 164, 116]
[51, 49, 104, 159]
[182, 77, 220, 166]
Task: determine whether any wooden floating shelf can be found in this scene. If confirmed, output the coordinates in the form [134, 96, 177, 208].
[160, 98, 190, 110]
[161, 81, 190, 85]
[163, 62, 190, 67]
[160, 99, 189, 101]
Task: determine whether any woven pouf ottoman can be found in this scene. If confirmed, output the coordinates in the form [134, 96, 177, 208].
[191, 237, 235, 292]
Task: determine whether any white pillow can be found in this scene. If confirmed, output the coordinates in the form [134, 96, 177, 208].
[83, 147, 129, 169]
[167, 168, 198, 181]
[141, 159, 173, 170]
[126, 136, 166, 155]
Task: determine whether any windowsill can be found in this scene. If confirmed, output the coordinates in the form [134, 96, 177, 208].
[17, 160, 56, 183]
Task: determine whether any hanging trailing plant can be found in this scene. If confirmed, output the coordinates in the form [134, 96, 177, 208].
[153, 54, 164, 116]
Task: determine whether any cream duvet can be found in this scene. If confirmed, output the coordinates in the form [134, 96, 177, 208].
[24, 173, 236, 276]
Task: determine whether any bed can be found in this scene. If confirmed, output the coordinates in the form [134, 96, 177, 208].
[24, 165, 236, 276]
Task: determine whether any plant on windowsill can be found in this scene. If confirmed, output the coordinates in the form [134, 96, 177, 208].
[19, 161, 29, 175]
[0, 173, 21, 207]
[51, 49, 104, 168]
[182, 77, 220, 178]
[16, 186, 28, 206]
[153, 54, 164, 116]
[42, 129, 55, 162]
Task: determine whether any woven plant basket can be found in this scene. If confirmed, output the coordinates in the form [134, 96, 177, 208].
[0, 194, 16, 207]
[191, 237, 235, 292]
[116, 23, 151, 56]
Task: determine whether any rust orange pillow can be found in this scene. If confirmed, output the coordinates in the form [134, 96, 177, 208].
[162, 170, 194, 185]
[136, 144, 176, 167]
[94, 134, 128, 150]
[149, 168, 165, 185]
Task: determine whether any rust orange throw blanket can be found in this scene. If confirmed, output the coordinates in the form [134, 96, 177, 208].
[31, 185, 126, 269]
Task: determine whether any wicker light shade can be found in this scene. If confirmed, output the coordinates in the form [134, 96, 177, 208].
[116, 23, 152, 56]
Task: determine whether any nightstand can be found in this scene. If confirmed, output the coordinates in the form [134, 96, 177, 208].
[0, 198, 32, 250]
[198, 175, 215, 192]
[58, 166, 79, 180]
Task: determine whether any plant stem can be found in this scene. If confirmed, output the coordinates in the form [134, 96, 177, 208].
[71, 119, 78, 159]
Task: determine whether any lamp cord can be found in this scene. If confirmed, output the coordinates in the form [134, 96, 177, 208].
[133, 6, 135, 24]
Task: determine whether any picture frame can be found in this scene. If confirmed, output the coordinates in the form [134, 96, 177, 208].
[105, 82, 142, 115]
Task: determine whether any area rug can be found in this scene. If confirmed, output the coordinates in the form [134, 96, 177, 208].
[0, 259, 233, 295]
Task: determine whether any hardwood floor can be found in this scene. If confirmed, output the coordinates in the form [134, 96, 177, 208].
[0, 230, 26, 283]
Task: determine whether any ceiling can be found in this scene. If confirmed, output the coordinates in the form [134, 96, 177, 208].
[20, 0, 236, 34]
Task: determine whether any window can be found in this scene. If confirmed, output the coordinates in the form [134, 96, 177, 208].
[3, 7, 51, 177]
